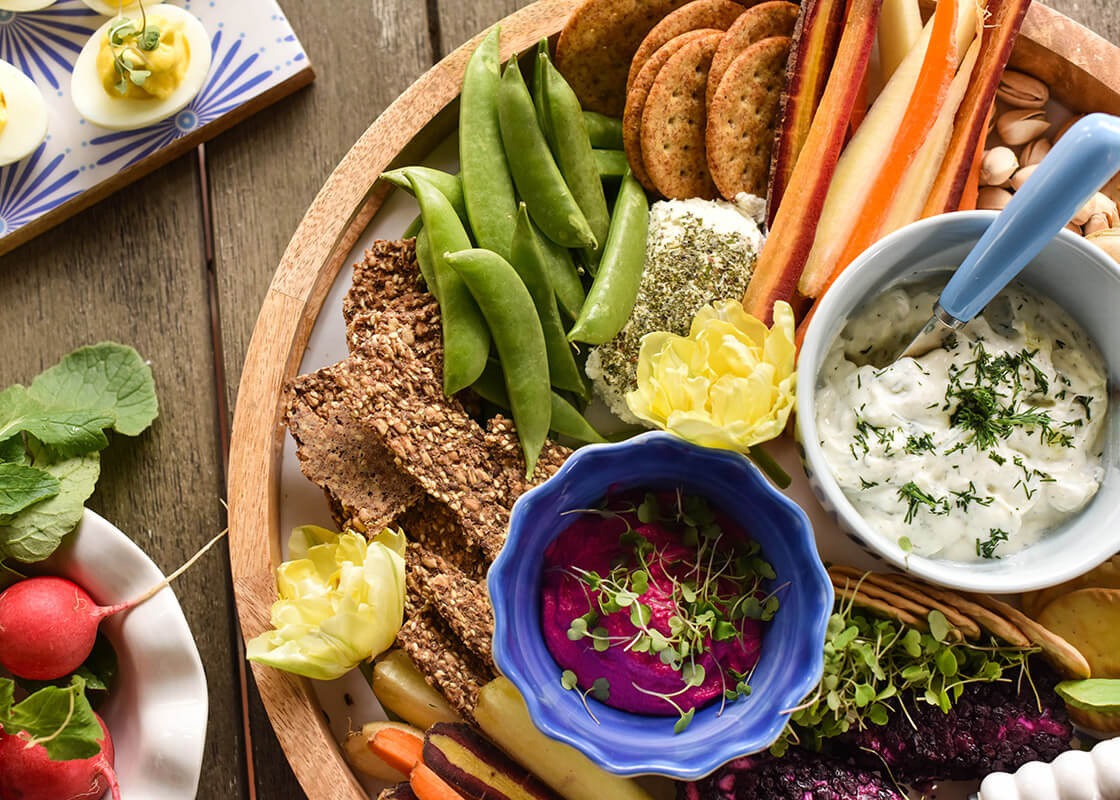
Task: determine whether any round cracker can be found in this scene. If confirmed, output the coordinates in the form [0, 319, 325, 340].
[640, 32, 724, 199]
[706, 0, 798, 109]
[969, 592, 1092, 679]
[906, 580, 1032, 648]
[1036, 588, 1120, 678]
[833, 585, 924, 630]
[706, 35, 791, 199]
[556, 0, 695, 116]
[1022, 556, 1120, 618]
[627, 0, 751, 93]
[624, 29, 721, 191]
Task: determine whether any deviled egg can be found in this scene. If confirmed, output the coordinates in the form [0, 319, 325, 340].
[81, 0, 138, 15]
[0, 1, 57, 10]
[71, 4, 210, 131]
[0, 60, 48, 167]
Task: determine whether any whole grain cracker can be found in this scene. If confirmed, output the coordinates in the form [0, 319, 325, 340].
[397, 610, 495, 719]
[624, 29, 721, 191]
[627, 0, 751, 93]
[968, 592, 1092, 678]
[555, 0, 696, 116]
[407, 544, 496, 670]
[706, 0, 798, 109]
[706, 35, 791, 199]
[397, 498, 489, 580]
[831, 567, 982, 640]
[834, 584, 924, 630]
[641, 31, 724, 199]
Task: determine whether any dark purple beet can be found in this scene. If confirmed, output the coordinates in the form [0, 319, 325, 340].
[678, 749, 904, 800]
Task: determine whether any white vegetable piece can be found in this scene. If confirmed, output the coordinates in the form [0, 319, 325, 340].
[978, 737, 1120, 800]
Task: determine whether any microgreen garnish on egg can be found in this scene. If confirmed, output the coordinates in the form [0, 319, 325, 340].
[107, 1, 161, 95]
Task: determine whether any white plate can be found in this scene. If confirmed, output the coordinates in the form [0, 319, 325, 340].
[32, 509, 208, 800]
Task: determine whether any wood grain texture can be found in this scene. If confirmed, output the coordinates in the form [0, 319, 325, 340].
[436, 0, 534, 57]
[0, 157, 245, 798]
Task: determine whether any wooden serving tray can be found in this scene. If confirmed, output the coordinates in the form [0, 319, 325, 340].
[227, 3, 1120, 798]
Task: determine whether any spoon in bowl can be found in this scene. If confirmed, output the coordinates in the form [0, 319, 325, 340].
[896, 113, 1120, 361]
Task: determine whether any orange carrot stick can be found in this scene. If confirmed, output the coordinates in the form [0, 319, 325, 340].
[850, 68, 869, 133]
[410, 764, 468, 800]
[957, 105, 992, 211]
[371, 728, 425, 776]
[818, 0, 958, 296]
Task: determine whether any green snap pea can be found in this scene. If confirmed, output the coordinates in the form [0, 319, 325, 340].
[594, 149, 629, 180]
[403, 214, 423, 239]
[567, 169, 650, 345]
[582, 111, 624, 150]
[473, 361, 606, 444]
[382, 167, 467, 223]
[511, 204, 588, 397]
[409, 174, 489, 395]
[532, 40, 554, 149]
[414, 227, 438, 302]
[461, 27, 517, 259]
[445, 249, 551, 477]
[497, 60, 597, 250]
[535, 223, 585, 321]
[542, 57, 611, 269]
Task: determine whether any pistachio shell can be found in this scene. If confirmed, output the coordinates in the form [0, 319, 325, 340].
[977, 186, 1013, 211]
[1065, 222, 1083, 235]
[997, 108, 1050, 146]
[1054, 114, 1085, 143]
[1086, 228, 1120, 264]
[980, 147, 1019, 187]
[1009, 164, 1038, 191]
[1083, 214, 1110, 236]
[1072, 193, 1119, 226]
[996, 70, 1049, 108]
[1020, 138, 1051, 167]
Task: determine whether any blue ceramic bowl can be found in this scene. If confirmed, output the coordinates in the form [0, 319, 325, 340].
[488, 432, 833, 779]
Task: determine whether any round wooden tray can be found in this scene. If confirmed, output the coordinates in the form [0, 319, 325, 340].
[227, 3, 1120, 798]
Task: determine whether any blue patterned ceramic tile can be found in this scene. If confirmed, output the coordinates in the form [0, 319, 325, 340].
[0, 0, 310, 245]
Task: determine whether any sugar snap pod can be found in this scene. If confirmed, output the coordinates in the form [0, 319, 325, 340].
[497, 60, 597, 250]
[461, 27, 518, 259]
[409, 174, 490, 395]
[444, 249, 551, 477]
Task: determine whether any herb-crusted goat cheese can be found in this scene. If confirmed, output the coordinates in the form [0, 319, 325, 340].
[586, 194, 764, 422]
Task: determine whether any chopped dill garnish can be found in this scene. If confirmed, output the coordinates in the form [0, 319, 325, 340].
[976, 528, 1009, 559]
[1075, 395, 1093, 421]
[904, 432, 936, 455]
[859, 476, 878, 489]
[951, 481, 994, 512]
[897, 481, 948, 524]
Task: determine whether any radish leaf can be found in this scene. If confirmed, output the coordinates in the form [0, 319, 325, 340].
[0, 387, 113, 457]
[0, 463, 60, 517]
[0, 678, 12, 718]
[29, 342, 158, 437]
[2, 676, 103, 761]
[0, 454, 99, 563]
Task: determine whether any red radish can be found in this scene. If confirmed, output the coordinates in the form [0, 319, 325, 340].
[0, 531, 226, 681]
[0, 712, 120, 800]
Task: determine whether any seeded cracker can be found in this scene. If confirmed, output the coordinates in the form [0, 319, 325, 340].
[397, 610, 495, 719]
[407, 543, 496, 670]
[397, 497, 488, 581]
[555, 0, 696, 116]
[284, 370, 422, 533]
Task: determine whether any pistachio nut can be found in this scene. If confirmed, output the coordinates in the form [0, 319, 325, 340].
[977, 186, 1013, 211]
[1054, 114, 1084, 143]
[980, 147, 1019, 186]
[996, 70, 1049, 108]
[1086, 228, 1120, 264]
[1065, 222, 1082, 235]
[1009, 164, 1038, 191]
[1083, 213, 1110, 236]
[1020, 138, 1051, 167]
[997, 108, 1050, 146]
[1072, 192, 1119, 226]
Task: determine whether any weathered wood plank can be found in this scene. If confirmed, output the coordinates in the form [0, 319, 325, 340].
[435, 0, 536, 57]
[0, 156, 245, 799]
[1047, 0, 1118, 45]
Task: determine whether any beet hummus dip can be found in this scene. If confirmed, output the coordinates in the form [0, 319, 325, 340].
[541, 490, 777, 721]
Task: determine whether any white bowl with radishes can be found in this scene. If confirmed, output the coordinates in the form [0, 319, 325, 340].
[0, 509, 208, 800]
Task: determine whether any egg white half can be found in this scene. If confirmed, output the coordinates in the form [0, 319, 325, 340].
[71, 4, 211, 132]
[80, 0, 141, 17]
[0, 60, 48, 167]
[0, 0, 57, 10]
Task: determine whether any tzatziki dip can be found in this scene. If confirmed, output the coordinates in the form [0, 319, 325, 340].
[815, 279, 1108, 562]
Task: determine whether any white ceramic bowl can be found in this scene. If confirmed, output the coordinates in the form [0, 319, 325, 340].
[797, 211, 1120, 593]
[24, 509, 209, 800]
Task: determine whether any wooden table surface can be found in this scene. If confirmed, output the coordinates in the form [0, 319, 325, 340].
[0, 1, 1114, 797]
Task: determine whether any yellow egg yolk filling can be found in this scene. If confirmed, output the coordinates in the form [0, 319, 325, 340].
[97, 15, 190, 101]
[0, 90, 7, 136]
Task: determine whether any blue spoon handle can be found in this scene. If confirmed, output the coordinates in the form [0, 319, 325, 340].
[940, 113, 1120, 322]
